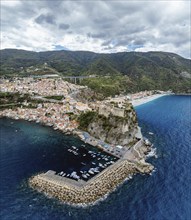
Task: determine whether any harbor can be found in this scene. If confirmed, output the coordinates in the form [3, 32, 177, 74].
[29, 156, 153, 205]
[29, 136, 154, 205]
[55, 144, 118, 181]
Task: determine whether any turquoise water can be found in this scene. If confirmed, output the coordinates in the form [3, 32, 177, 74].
[0, 95, 191, 220]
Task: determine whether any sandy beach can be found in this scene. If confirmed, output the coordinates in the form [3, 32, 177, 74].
[131, 94, 169, 107]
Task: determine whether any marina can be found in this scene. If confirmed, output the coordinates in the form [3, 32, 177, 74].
[56, 143, 118, 181]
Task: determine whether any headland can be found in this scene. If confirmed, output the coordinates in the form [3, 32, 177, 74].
[0, 77, 159, 205]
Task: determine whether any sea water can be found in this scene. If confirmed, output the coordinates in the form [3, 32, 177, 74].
[0, 95, 190, 220]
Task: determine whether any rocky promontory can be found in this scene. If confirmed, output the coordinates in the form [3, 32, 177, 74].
[78, 97, 140, 147]
[29, 96, 154, 205]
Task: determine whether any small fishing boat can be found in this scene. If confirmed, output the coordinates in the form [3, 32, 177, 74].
[72, 146, 77, 150]
[88, 169, 94, 175]
[99, 163, 104, 168]
[82, 174, 87, 179]
[93, 168, 99, 173]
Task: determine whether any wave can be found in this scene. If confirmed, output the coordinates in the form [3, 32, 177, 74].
[146, 147, 158, 159]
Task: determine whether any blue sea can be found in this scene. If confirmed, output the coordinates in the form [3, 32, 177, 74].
[0, 95, 191, 220]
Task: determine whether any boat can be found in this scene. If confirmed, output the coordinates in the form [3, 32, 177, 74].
[149, 132, 154, 135]
[99, 163, 104, 168]
[88, 169, 94, 175]
[80, 171, 83, 174]
[82, 174, 88, 179]
[81, 162, 86, 165]
[93, 168, 99, 173]
[70, 171, 80, 180]
[92, 162, 96, 165]
[83, 154, 86, 156]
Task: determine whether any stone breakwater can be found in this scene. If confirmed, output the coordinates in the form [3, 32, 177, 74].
[29, 159, 153, 205]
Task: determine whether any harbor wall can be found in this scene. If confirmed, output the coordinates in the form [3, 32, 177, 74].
[29, 159, 145, 205]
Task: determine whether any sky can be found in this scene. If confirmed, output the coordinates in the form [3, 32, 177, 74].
[1, 0, 190, 58]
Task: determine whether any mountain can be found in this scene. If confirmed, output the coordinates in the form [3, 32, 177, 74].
[0, 49, 190, 94]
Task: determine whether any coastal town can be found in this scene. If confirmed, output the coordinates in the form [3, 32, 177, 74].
[0, 76, 165, 205]
[0, 77, 168, 155]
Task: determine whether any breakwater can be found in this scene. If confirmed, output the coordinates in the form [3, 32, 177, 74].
[29, 158, 153, 205]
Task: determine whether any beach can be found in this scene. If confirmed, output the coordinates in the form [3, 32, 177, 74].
[131, 93, 170, 107]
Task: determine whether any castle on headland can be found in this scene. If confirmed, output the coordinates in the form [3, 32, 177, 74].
[98, 96, 133, 118]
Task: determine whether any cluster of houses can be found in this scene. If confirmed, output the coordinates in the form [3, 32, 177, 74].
[0, 77, 150, 158]
[0, 77, 83, 96]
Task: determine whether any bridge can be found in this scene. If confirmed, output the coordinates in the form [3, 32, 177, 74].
[62, 75, 97, 84]
[31, 74, 97, 84]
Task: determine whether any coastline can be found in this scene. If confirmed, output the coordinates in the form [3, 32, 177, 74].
[0, 105, 155, 206]
[0, 117, 154, 206]
[131, 93, 170, 107]
[0, 91, 156, 206]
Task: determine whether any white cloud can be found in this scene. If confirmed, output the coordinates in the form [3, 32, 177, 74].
[1, 0, 190, 58]
[1, 0, 21, 7]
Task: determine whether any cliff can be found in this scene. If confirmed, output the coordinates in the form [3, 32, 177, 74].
[78, 100, 140, 147]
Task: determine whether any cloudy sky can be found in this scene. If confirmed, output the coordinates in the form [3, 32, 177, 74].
[1, 0, 190, 58]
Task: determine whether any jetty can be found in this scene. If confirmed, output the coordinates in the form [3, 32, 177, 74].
[29, 140, 153, 205]
[29, 157, 153, 205]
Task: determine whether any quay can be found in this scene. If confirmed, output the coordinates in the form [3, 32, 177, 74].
[29, 141, 154, 205]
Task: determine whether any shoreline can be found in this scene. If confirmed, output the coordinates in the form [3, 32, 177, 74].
[131, 93, 170, 107]
[0, 117, 154, 206]
[0, 96, 155, 206]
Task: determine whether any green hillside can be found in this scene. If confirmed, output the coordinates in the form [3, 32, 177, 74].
[0, 49, 190, 94]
